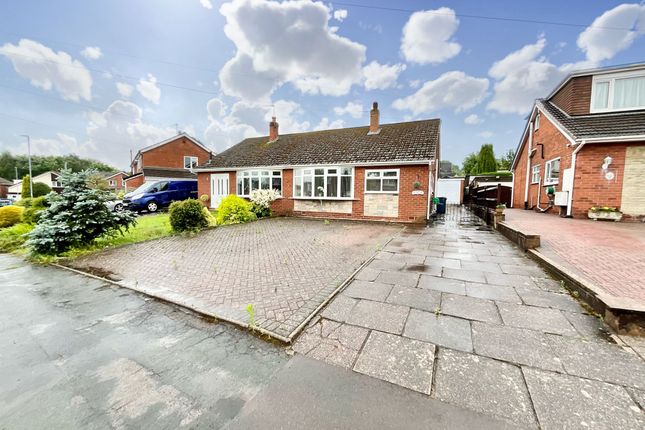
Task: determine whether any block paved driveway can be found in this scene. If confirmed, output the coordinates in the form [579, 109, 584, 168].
[294, 207, 645, 429]
[503, 208, 645, 308]
[69, 218, 401, 341]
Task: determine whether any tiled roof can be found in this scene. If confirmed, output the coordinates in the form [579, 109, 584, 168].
[540, 100, 645, 140]
[0, 177, 12, 186]
[143, 167, 196, 179]
[198, 119, 440, 169]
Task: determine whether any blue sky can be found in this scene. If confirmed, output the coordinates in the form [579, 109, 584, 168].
[0, 0, 644, 171]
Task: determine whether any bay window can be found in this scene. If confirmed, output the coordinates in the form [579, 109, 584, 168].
[236, 170, 282, 196]
[365, 169, 399, 193]
[293, 166, 353, 199]
[591, 71, 645, 112]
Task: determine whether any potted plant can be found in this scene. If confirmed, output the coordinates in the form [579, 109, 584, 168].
[588, 206, 623, 221]
[495, 204, 506, 215]
[413, 180, 422, 189]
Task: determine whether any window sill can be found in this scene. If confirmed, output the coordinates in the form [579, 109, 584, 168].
[542, 181, 558, 186]
[364, 191, 400, 195]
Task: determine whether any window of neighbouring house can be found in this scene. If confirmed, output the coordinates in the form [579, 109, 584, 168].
[293, 166, 353, 199]
[184, 156, 198, 169]
[534, 113, 540, 130]
[531, 165, 540, 184]
[109, 179, 116, 186]
[236, 170, 282, 197]
[591, 70, 645, 112]
[365, 169, 400, 193]
[544, 158, 560, 185]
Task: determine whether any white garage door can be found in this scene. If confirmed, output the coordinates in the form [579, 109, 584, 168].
[436, 179, 464, 204]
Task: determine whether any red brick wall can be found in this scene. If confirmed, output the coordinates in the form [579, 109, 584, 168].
[571, 144, 627, 218]
[550, 75, 592, 116]
[0, 184, 8, 198]
[124, 175, 144, 192]
[198, 164, 430, 223]
[141, 137, 211, 170]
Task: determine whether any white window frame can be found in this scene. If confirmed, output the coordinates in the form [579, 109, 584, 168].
[543, 158, 560, 186]
[590, 70, 645, 113]
[364, 169, 400, 194]
[183, 155, 199, 169]
[530, 165, 540, 184]
[109, 179, 116, 186]
[236, 169, 282, 197]
[293, 166, 354, 200]
[534, 112, 540, 130]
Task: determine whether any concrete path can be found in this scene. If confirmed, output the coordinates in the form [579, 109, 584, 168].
[294, 208, 645, 429]
[0, 253, 516, 429]
[504, 208, 645, 311]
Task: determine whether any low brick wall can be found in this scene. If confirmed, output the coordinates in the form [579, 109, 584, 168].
[495, 221, 541, 250]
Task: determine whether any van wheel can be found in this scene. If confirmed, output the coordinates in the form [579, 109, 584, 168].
[147, 201, 158, 213]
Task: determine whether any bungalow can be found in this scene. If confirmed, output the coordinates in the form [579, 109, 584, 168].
[195, 103, 440, 223]
[511, 63, 645, 220]
[124, 133, 213, 192]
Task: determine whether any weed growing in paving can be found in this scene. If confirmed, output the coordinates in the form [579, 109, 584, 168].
[246, 304, 259, 331]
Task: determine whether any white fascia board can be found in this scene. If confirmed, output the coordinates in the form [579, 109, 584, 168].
[193, 159, 435, 173]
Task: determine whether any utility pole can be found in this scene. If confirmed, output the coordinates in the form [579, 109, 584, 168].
[20, 135, 33, 198]
[14, 166, 18, 180]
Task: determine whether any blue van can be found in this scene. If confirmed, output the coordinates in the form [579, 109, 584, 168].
[123, 180, 198, 213]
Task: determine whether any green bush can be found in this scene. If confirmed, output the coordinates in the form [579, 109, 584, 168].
[0, 206, 24, 228]
[250, 202, 270, 219]
[169, 199, 210, 232]
[0, 223, 32, 252]
[215, 195, 256, 225]
[26, 169, 137, 255]
[22, 196, 48, 224]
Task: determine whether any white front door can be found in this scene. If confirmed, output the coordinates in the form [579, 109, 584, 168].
[210, 174, 229, 208]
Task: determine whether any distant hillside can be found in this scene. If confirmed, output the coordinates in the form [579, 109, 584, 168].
[0, 152, 116, 181]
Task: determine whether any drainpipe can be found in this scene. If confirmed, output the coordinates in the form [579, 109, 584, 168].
[510, 171, 514, 208]
[523, 122, 534, 209]
[566, 140, 586, 217]
[426, 160, 435, 220]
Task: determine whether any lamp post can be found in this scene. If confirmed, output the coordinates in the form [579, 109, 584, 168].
[20, 135, 33, 198]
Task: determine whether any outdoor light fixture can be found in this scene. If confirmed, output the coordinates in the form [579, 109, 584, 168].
[601, 156, 613, 171]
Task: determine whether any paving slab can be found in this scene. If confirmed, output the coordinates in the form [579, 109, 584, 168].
[442, 267, 487, 283]
[465, 282, 522, 304]
[627, 388, 645, 409]
[343, 280, 393, 302]
[321, 295, 357, 322]
[497, 302, 578, 336]
[484, 272, 536, 288]
[547, 335, 645, 390]
[434, 349, 537, 428]
[345, 300, 409, 334]
[418, 275, 466, 295]
[441, 293, 502, 324]
[402, 264, 443, 276]
[460, 261, 503, 274]
[354, 267, 381, 282]
[471, 322, 563, 372]
[523, 367, 644, 430]
[515, 286, 583, 313]
[227, 355, 521, 430]
[386, 286, 441, 312]
[403, 309, 473, 352]
[353, 331, 435, 394]
[376, 270, 420, 287]
[424, 256, 462, 269]
[366, 259, 405, 271]
[563, 311, 611, 340]
[500, 264, 548, 277]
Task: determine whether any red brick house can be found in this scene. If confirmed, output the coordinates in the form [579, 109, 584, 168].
[0, 177, 12, 198]
[511, 63, 645, 220]
[103, 171, 128, 192]
[194, 103, 440, 223]
[124, 133, 213, 192]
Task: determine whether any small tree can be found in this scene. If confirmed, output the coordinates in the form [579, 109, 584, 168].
[169, 199, 210, 232]
[27, 169, 137, 254]
[497, 149, 516, 171]
[32, 182, 52, 197]
[462, 153, 479, 175]
[21, 174, 30, 198]
[476, 144, 497, 173]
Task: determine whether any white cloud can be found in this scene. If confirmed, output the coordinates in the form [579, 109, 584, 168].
[12, 133, 83, 157]
[577, 3, 645, 63]
[479, 131, 494, 138]
[314, 117, 344, 131]
[218, 0, 366, 100]
[116, 82, 133, 98]
[464, 114, 483, 125]
[333, 9, 348, 22]
[409, 79, 421, 89]
[87, 100, 175, 167]
[0, 39, 92, 101]
[136, 74, 161, 104]
[487, 37, 566, 114]
[334, 101, 363, 118]
[401, 8, 461, 64]
[80, 46, 102, 60]
[200, 0, 213, 9]
[204, 98, 310, 153]
[363, 61, 406, 90]
[393, 71, 489, 115]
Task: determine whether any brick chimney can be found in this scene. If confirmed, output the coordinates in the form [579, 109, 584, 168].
[269, 116, 279, 142]
[368, 102, 380, 135]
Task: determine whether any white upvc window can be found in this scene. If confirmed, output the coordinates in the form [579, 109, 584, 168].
[530, 165, 540, 184]
[534, 112, 540, 130]
[591, 70, 645, 113]
[544, 158, 560, 185]
[293, 166, 353, 199]
[365, 169, 400, 193]
[109, 179, 116, 186]
[236, 169, 282, 197]
[184, 156, 198, 169]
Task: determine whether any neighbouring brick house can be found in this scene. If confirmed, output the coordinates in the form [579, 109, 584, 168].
[124, 133, 213, 192]
[511, 63, 645, 221]
[195, 103, 440, 223]
[103, 171, 128, 192]
[0, 176, 11, 198]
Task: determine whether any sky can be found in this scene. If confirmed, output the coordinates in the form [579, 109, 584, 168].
[0, 0, 644, 172]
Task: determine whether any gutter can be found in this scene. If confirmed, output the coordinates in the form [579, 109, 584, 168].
[566, 139, 587, 217]
[192, 159, 436, 173]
